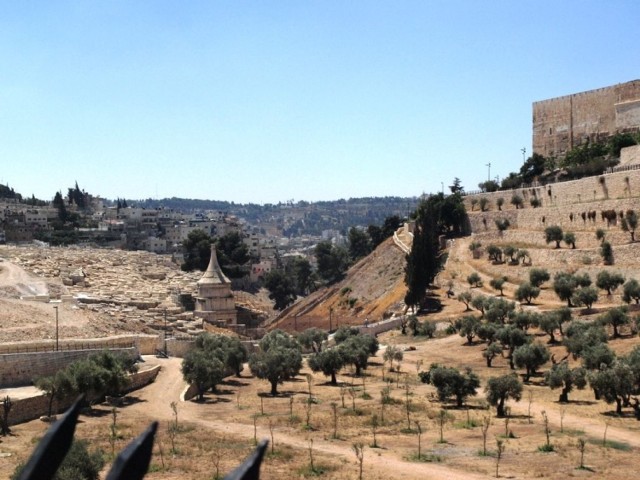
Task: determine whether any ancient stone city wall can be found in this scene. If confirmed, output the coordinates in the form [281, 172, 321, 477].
[533, 80, 640, 157]
[465, 165, 640, 235]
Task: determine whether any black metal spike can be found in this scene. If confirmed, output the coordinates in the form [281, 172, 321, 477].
[224, 439, 269, 480]
[105, 421, 158, 480]
[17, 396, 84, 480]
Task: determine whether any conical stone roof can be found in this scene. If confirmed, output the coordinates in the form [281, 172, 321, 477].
[197, 246, 231, 285]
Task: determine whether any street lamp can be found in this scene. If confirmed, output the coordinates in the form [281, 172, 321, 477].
[485, 162, 491, 182]
[53, 305, 59, 351]
[521, 147, 526, 163]
[163, 309, 168, 356]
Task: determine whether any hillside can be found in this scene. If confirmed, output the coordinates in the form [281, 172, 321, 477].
[269, 236, 409, 331]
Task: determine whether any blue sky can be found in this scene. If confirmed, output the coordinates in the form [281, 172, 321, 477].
[1, 1, 638, 204]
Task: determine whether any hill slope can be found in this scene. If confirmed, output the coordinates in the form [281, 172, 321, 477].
[269, 237, 408, 331]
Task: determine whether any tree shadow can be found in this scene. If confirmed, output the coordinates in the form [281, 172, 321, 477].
[222, 379, 250, 387]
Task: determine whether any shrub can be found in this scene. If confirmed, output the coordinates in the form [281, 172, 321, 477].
[467, 272, 483, 288]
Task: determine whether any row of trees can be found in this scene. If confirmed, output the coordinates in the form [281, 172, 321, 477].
[182, 328, 382, 398]
[181, 334, 249, 400]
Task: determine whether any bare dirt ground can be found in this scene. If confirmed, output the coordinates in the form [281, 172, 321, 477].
[3, 228, 640, 478]
[3, 325, 640, 480]
[0, 260, 151, 343]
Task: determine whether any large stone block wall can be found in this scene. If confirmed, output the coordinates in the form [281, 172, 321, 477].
[0, 347, 138, 388]
[533, 80, 640, 157]
[465, 166, 640, 235]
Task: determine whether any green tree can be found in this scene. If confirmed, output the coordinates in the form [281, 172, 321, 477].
[181, 230, 212, 271]
[545, 363, 587, 402]
[483, 342, 503, 367]
[340, 335, 378, 376]
[52, 191, 69, 222]
[574, 286, 598, 311]
[538, 312, 562, 344]
[596, 271, 625, 295]
[486, 374, 523, 417]
[564, 232, 576, 249]
[404, 199, 442, 311]
[513, 342, 550, 382]
[348, 227, 372, 261]
[510, 194, 523, 209]
[563, 321, 608, 360]
[589, 362, 634, 414]
[457, 291, 473, 311]
[182, 349, 225, 400]
[467, 272, 482, 288]
[264, 270, 297, 310]
[600, 241, 614, 265]
[529, 268, 550, 288]
[216, 231, 250, 278]
[545, 225, 564, 248]
[496, 325, 530, 369]
[315, 241, 350, 284]
[297, 327, 328, 353]
[514, 282, 540, 305]
[249, 330, 303, 395]
[519, 153, 546, 183]
[308, 348, 346, 385]
[496, 197, 504, 211]
[286, 256, 316, 295]
[456, 315, 481, 344]
[420, 365, 480, 407]
[622, 278, 640, 304]
[486, 245, 503, 263]
[195, 333, 249, 377]
[553, 272, 579, 307]
[599, 306, 629, 339]
[621, 210, 638, 242]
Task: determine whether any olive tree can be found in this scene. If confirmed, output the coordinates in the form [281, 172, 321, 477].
[545, 363, 587, 403]
[420, 365, 480, 407]
[249, 330, 303, 395]
[486, 374, 523, 417]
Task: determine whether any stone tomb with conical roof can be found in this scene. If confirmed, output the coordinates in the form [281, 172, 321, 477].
[194, 246, 238, 329]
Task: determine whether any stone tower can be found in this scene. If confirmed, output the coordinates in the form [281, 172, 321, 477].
[194, 246, 237, 329]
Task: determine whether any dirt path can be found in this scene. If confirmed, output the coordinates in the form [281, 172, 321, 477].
[129, 357, 487, 480]
[0, 260, 49, 296]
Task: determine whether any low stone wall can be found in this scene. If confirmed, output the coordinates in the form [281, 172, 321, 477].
[0, 347, 138, 388]
[357, 317, 404, 336]
[6, 365, 161, 425]
[0, 334, 160, 355]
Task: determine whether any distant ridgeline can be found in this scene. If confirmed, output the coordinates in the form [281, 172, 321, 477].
[128, 196, 419, 236]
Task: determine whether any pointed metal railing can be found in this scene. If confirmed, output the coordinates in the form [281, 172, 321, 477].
[16, 396, 268, 480]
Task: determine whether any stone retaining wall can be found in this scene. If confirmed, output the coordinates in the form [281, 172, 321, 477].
[6, 365, 161, 425]
[0, 347, 138, 388]
[465, 166, 640, 216]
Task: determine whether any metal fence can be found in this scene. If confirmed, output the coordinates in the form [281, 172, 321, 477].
[0, 340, 136, 355]
[15, 397, 268, 480]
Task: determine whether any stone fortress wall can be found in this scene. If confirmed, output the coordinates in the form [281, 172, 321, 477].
[533, 80, 640, 157]
[464, 145, 640, 237]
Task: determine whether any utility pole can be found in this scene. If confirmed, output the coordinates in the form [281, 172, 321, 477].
[521, 147, 526, 163]
[163, 309, 168, 356]
[53, 305, 59, 351]
[441, 182, 444, 195]
[486, 162, 491, 182]
[329, 307, 333, 332]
